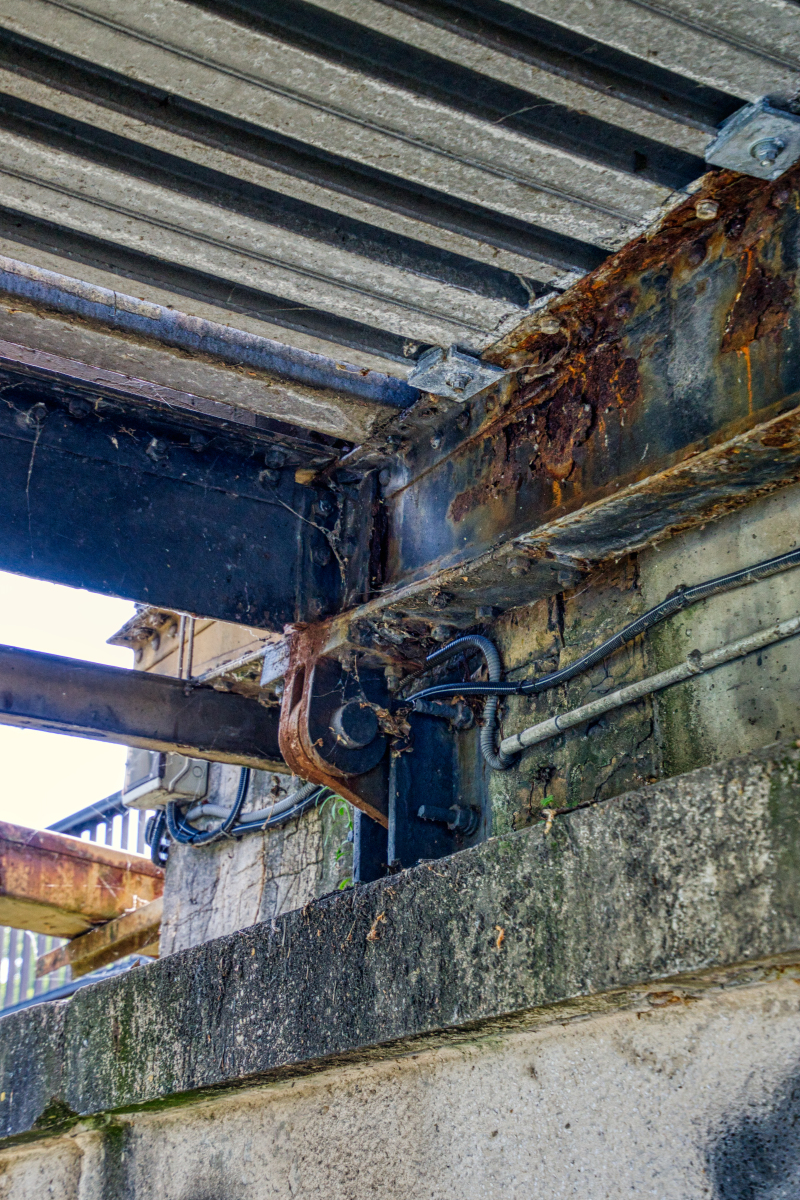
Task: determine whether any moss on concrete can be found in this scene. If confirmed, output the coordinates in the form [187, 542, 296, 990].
[1, 743, 800, 1143]
[490, 558, 659, 833]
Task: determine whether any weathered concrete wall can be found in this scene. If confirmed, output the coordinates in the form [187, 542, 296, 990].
[2, 742, 800, 1135]
[160, 764, 353, 955]
[490, 556, 658, 832]
[2, 975, 800, 1199]
[490, 480, 800, 834]
[642, 481, 800, 777]
[2, 742, 800, 1195]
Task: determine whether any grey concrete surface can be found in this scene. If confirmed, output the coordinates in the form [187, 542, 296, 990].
[2, 741, 800, 1143]
[2, 976, 800, 1198]
[491, 481, 800, 830]
[159, 765, 354, 956]
[642, 482, 800, 777]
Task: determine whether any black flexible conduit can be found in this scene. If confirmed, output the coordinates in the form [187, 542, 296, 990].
[166, 766, 251, 845]
[409, 546, 800, 703]
[161, 772, 332, 852]
[146, 809, 168, 867]
[230, 786, 331, 836]
[414, 635, 515, 770]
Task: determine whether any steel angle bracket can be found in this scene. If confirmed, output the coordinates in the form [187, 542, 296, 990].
[278, 626, 390, 827]
[705, 97, 800, 181]
[408, 345, 509, 402]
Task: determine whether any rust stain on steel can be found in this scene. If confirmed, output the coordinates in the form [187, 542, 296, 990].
[490, 169, 795, 365]
[443, 168, 798, 531]
[721, 261, 794, 352]
[449, 341, 639, 523]
[0, 820, 163, 937]
[278, 622, 390, 826]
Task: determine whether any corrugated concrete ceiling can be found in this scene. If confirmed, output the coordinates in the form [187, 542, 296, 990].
[0, 0, 797, 397]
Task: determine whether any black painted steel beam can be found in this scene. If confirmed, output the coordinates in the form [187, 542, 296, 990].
[0, 644, 284, 771]
[0, 364, 348, 627]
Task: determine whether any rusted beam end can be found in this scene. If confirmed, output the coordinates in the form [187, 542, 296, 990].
[36, 897, 163, 979]
[0, 822, 163, 938]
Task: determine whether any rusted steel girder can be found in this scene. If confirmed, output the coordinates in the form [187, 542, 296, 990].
[0, 821, 163, 937]
[278, 169, 800, 804]
[0, 644, 284, 771]
[353, 167, 800, 638]
[36, 897, 162, 978]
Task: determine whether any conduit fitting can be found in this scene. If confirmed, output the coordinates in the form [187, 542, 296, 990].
[412, 698, 474, 729]
[500, 614, 800, 757]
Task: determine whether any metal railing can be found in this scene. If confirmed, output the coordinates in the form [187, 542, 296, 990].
[0, 792, 157, 1015]
[48, 790, 153, 853]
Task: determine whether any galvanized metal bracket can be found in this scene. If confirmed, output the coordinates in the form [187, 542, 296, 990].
[407, 345, 509, 402]
[705, 97, 800, 181]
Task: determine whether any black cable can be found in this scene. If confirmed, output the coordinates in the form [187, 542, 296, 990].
[166, 766, 251, 845]
[411, 635, 514, 770]
[144, 809, 169, 867]
[407, 545, 800, 702]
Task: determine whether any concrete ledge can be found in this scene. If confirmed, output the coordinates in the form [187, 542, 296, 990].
[2, 742, 800, 1142]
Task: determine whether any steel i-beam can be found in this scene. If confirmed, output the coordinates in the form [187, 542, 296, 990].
[0, 644, 284, 771]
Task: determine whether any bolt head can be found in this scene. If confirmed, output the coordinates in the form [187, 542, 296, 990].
[695, 199, 720, 221]
[26, 402, 48, 426]
[475, 605, 499, 620]
[507, 555, 530, 577]
[264, 447, 287, 469]
[430, 623, 454, 643]
[330, 701, 379, 750]
[68, 398, 91, 419]
[430, 431, 444, 449]
[444, 370, 473, 392]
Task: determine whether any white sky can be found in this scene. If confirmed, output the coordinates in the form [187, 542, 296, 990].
[0, 571, 135, 829]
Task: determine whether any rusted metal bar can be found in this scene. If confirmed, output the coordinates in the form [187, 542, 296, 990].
[0, 822, 163, 937]
[36, 897, 162, 979]
[0, 644, 285, 771]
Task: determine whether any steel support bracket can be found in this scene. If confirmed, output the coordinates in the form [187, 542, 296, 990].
[278, 627, 390, 827]
[407, 345, 509, 402]
[705, 97, 800, 180]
